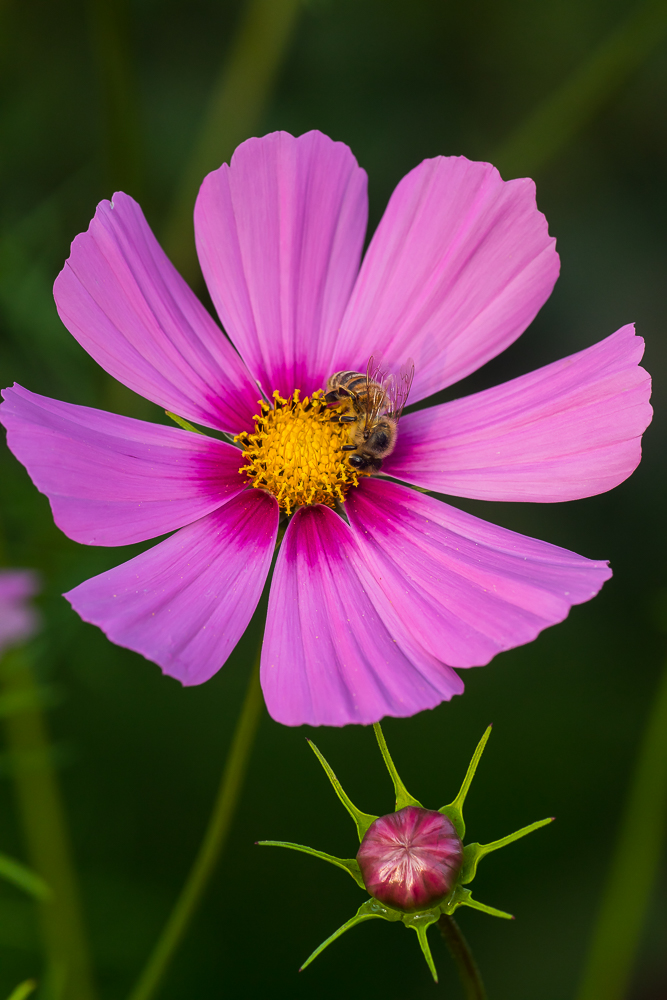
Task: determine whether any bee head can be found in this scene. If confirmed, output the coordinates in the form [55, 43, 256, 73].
[348, 453, 383, 473]
[365, 420, 396, 456]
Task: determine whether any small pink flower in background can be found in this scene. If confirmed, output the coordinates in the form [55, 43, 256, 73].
[0, 131, 652, 727]
[0, 570, 40, 656]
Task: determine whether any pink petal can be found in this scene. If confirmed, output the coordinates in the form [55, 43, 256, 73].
[195, 130, 368, 397]
[332, 155, 559, 403]
[0, 569, 40, 654]
[65, 490, 278, 685]
[346, 479, 611, 669]
[262, 504, 463, 727]
[0, 569, 39, 603]
[386, 325, 652, 501]
[54, 192, 259, 434]
[0, 384, 246, 545]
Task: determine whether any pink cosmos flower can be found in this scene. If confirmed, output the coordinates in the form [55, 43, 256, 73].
[0, 131, 651, 727]
[0, 570, 40, 655]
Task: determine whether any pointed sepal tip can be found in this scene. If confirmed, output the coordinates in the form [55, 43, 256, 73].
[306, 739, 378, 842]
[373, 722, 423, 810]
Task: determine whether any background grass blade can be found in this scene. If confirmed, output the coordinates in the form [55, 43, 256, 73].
[493, 0, 667, 177]
[575, 660, 667, 1000]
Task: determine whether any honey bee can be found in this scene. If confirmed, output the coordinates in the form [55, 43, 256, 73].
[325, 357, 415, 473]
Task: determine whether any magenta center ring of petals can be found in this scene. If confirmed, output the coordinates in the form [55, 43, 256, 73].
[356, 806, 464, 913]
[235, 389, 367, 515]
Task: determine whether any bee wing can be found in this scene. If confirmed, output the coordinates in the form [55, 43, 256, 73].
[386, 358, 415, 420]
[363, 355, 390, 432]
[366, 354, 387, 386]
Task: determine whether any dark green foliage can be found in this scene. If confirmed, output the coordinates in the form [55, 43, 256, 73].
[0, 1, 665, 997]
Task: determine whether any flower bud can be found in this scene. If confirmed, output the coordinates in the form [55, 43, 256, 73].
[260, 723, 554, 980]
[356, 806, 464, 913]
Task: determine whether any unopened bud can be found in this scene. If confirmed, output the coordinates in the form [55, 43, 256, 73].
[260, 723, 554, 981]
[357, 806, 464, 912]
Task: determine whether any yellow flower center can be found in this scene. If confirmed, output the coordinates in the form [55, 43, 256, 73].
[235, 390, 366, 516]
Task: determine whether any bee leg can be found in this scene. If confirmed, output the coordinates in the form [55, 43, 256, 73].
[341, 445, 357, 452]
[324, 390, 342, 404]
[339, 415, 357, 423]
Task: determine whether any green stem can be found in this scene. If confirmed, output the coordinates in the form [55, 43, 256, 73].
[0, 648, 97, 1000]
[6, 982, 37, 1000]
[126, 653, 264, 1000]
[575, 659, 667, 1000]
[162, 0, 302, 286]
[438, 915, 487, 1000]
[88, 0, 144, 198]
[493, 0, 667, 178]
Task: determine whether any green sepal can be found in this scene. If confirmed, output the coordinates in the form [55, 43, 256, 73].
[0, 852, 50, 900]
[439, 725, 492, 839]
[257, 840, 366, 889]
[299, 900, 387, 971]
[373, 723, 423, 810]
[300, 897, 442, 981]
[460, 816, 554, 884]
[307, 740, 377, 842]
[165, 411, 204, 434]
[401, 909, 441, 982]
[461, 894, 513, 920]
[440, 883, 513, 920]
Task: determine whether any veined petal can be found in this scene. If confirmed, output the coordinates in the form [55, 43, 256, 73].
[332, 155, 559, 403]
[54, 192, 259, 434]
[262, 504, 463, 728]
[346, 479, 611, 668]
[0, 384, 246, 545]
[195, 130, 368, 397]
[386, 326, 652, 501]
[65, 490, 278, 685]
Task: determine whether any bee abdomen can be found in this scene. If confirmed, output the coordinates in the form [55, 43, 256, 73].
[328, 371, 367, 392]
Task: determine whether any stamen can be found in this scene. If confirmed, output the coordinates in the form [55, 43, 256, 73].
[235, 390, 368, 516]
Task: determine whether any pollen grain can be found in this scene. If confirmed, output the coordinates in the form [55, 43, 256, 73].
[236, 390, 365, 516]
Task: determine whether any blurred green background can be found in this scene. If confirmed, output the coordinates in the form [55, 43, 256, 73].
[0, 0, 666, 997]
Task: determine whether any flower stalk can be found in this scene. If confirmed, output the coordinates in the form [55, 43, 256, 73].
[438, 915, 487, 1000]
[0, 647, 97, 1000]
[127, 651, 263, 1000]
